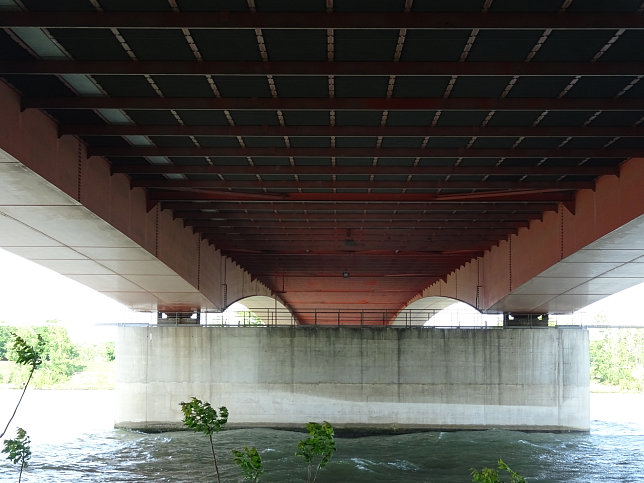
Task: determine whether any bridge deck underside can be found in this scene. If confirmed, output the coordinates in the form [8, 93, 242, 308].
[1, 3, 644, 322]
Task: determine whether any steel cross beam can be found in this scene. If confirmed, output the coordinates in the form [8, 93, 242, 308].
[208, 232, 509, 239]
[214, 241, 494, 251]
[146, 189, 577, 202]
[184, 218, 529, 228]
[113, 164, 618, 177]
[59, 124, 644, 138]
[26, 96, 644, 111]
[4, 60, 644, 76]
[160, 201, 561, 212]
[130, 179, 595, 190]
[95, 146, 634, 158]
[174, 211, 540, 221]
[1, 11, 642, 29]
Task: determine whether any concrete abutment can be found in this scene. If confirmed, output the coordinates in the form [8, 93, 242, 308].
[115, 325, 589, 432]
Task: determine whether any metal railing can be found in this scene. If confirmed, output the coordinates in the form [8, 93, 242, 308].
[148, 307, 605, 329]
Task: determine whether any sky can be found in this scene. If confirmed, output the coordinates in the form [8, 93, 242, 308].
[0, 248, 151, 342]
[0, 247, 643, 341]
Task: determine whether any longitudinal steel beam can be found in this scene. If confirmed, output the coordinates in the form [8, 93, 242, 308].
[114, 164, 617, 176]
[26, 96, 644, 111]
[5, 60, 644, 76]
[60, 124, 644, 138]
[130, 178, 594, 190]
[1, 11, 642, 29]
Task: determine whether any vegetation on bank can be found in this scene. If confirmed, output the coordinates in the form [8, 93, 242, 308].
[0, 322, 114, 390]
[590, 328, 644, 392]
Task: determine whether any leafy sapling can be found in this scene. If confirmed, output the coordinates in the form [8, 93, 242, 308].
[1, 333, 43, 439]
[179, 397, 228, 483]
[232, 445, 264, 482]
[2, 427, 31, 483]
[471, 458, 526, 483]
[296, 421, 336, 483]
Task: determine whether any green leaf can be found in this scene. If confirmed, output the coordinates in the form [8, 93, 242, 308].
[232, 446, 264, 482]
[2, 427, 31, 467]
[9, 333, 43, 370]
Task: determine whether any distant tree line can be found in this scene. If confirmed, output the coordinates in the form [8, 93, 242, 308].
[589, 328, 644, 391]
[0, 322, 113, 388]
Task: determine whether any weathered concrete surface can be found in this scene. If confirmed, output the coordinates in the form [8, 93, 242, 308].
[115, 326, 589, 432]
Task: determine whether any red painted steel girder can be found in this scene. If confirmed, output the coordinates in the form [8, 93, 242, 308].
[174, 211, 540, 221]
[114, 164, 618, 177]
[186, 219, 528, 229]
[160, 201, 561, 212]
[1, 11, 642, 29]
[60, 123, 644, 138]
[26, 96, 644, 111]
[5, 60, 644, 76]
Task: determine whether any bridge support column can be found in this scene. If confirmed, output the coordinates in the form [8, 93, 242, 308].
[116, 325, 589, 432]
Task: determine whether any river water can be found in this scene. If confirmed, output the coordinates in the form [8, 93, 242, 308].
[1, 391, 643, 482]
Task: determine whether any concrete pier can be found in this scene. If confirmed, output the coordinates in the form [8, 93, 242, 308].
[115, 326, 589, 432]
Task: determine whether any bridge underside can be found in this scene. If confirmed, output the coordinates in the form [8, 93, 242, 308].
[1, 4, 644, 323]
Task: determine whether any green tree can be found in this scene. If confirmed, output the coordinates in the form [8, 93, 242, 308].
[233, 445, 264, 482]
[471, 459, 525, 483]
[296, 421, 336, 483]
[104, 341, 115, 362]
[590, 328, 644, 391]
[0, 325, 16, 360]
[7, 324, 84, 387]
[2, 427, 31, 483]
[180, 397, 228, 483]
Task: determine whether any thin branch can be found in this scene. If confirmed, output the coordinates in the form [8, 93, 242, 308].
[209, 433, 221, 483]
[0, 365, 35, 439]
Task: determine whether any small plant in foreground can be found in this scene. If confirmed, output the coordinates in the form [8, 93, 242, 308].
[296, 421, 336, 483]
[233, 445, 264, 482]
[1, 333, 43, 440]
[179, 397, 228, 483]
[471, 458, 526, 483]
[2, 427, 31, 483]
